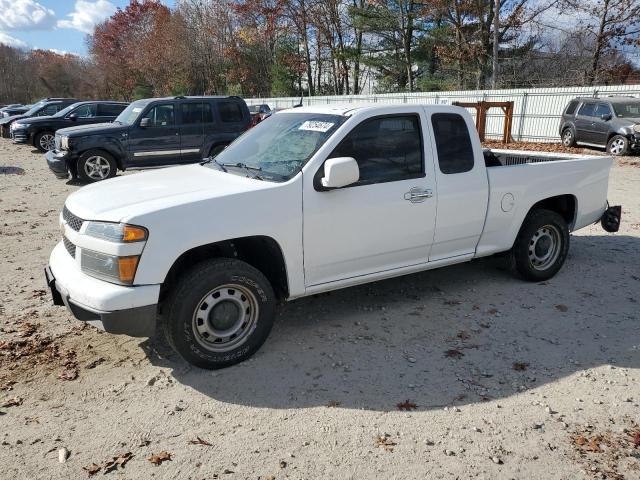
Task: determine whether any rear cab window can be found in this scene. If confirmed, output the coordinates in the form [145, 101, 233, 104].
[431, 113, 474, 174]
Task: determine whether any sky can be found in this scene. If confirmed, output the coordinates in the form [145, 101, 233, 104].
[0, 0, 175, 56]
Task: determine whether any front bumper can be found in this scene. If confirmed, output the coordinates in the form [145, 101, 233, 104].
[46, 242, 160, 337]
[11, 129, 29, 144]
[46, 149, 71, 178]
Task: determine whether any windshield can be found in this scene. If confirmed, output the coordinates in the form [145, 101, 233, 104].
[613, 102, 640, 118]
[115, 100, 150, 125]
[206, 112, 346, 182]
[55, 103, 82, 118]
[248, 105, 260, 113]
[25, 100, 47, 116]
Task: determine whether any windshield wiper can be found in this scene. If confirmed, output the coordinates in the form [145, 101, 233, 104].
[200, 156, 227, 172]
[220, 162, 263, 180]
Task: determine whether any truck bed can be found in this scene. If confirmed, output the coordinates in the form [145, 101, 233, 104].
[483, 148, 610, 167]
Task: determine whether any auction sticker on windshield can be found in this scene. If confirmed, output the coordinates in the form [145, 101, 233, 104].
[299, 121, 335, 132]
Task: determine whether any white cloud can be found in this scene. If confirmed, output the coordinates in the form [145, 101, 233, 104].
[0, 31, 28, 48]
[58, 0, 116, 34]
[0, 0, 56, 31]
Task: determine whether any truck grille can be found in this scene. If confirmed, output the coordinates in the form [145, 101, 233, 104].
[62, 206, 84, 232]
[63, 236, 76, 258]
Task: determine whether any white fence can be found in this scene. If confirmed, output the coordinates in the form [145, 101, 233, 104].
[246, 84, 640, 143]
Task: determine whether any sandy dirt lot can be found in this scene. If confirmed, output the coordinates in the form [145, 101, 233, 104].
[1, 140, 639, 480]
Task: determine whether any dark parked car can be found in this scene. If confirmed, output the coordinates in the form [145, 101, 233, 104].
[46, 95, 251, 182]
[1, 104, 29, 118]
[559, 96, 640, 156]
[1, 98, 78, 138]
[11, 101, 128, 152]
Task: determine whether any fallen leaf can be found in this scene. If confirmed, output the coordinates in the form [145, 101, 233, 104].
[574, 435, 587, 446]
[148, 451, 172, 465]
[57, 367, 78, 381]
[396, 399, 418, 411]
[188, 437, 212, 446]
[326, 400, 341, 408]
[555, 304, 568, 312]
[512, 362, 529, 371]
[633, 432, 640, 447]
[82, 463, 101, 476]
[375, 434, 396, 452]
[444, 349, 464, 359]
[1, 397, 23, 408]
[103, 452, 134, 474]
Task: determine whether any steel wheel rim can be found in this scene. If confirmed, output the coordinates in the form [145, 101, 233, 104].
[84, 156, 110, 180]
[562, 130, 573, 146]
[192, 283, 259, 352]
[528, 224, 561, 271]
[609, 138, 624, 155]
[40, 133, 55, 151]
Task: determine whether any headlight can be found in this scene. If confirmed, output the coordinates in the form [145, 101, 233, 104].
[80, 249, 140, 285]
[13, 123, 28, 129]
[80, 221, 148, 285]
[60, 135, 69, 150]
[634, 124, 640, 133]
[84, 222, 148, 242]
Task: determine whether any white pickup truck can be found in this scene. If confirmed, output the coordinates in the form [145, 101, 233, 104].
[45, 104, 621, 369]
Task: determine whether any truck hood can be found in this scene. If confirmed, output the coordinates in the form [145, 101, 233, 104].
[64, 164, 277, 222]
[14, 114, 57, 125]
[57, 122, 123, 137]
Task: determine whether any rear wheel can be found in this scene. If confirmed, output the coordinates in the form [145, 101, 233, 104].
[35, 131, 56, 153]
[561, 128, 575, 147]
[77, 150, 117, 183]
[510, 209, 570, 281]
[161, 258, 276, 369]
[607, 135, 629, 156]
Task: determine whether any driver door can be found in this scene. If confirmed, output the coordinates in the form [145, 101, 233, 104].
[128, 102, 181, 166]
[302, 110, 437, 287]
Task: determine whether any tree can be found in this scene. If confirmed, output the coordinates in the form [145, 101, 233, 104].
[560, 0, 640, 85]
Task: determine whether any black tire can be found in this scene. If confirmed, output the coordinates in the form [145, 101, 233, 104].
[77, 150, 117, 183]
[561, 128, 576, 147]
[1, 125, 10, 138]
[510, 209, 570, 282]
[160, 258, 276, 369]
[34, 131, 56, 153]
[607, 135, 629, 156]
[209, 144, 226, 157]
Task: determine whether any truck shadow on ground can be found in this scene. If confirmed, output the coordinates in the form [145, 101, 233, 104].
[142, 234, 640, 411]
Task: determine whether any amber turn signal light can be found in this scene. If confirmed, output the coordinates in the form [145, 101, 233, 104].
[118, 256, 140, 283]
[122, 225, 147, 242]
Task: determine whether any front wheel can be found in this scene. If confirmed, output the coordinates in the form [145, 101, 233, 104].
[161, 258, 276, 369]
[510, 209, 570, 282]
[77, 150, 117, 183]
[35, 131, 56, 152]
[607, 135, 629, 156]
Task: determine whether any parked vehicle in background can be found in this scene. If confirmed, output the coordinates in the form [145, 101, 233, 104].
[1, 104, 29, 118]
[11, 101, 128, 153]
[46, 104, 621, 369]
[248, 103, 272, 127]
[0, 98, 78, 138]
[46, 95, 250, 182]
[560, 96, 640, 156]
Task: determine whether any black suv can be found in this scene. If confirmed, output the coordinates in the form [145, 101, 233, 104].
[559, 96, 640, 156]
[46, 96, 250, 182]
[11, 101, 128, 152]
[0, 98, 78, 138]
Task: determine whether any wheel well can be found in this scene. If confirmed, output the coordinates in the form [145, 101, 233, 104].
[159, 236, 289, 303]
[529, 194, 576, 227]
[78, 148, 121, 170]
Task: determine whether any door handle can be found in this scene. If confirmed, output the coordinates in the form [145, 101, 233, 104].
[404, 188, 433, 203]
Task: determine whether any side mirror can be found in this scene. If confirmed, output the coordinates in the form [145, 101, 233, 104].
[139, 117, 150, 128]
[321, 157, 359, 189]
[601, 113, 612, 121]
[68, 113, 78, 121]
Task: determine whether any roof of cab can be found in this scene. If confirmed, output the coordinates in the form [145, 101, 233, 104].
[276, 103, 462, 116]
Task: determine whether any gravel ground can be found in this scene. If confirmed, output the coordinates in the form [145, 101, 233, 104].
[1, 140, 639, 480]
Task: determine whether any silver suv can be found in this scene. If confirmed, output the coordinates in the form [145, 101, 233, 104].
[559, 96, 640, 156]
